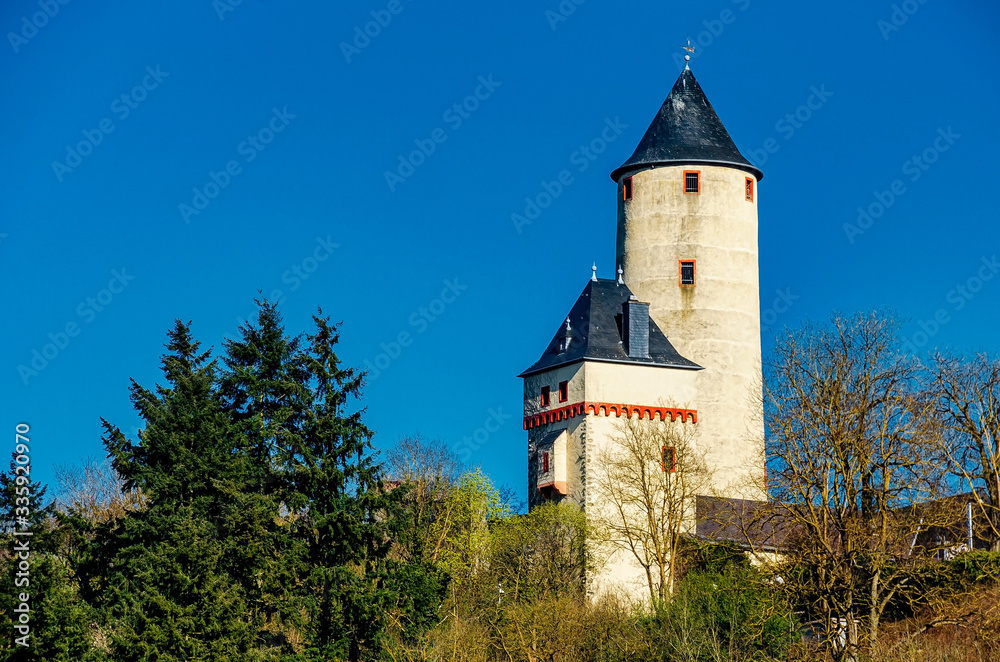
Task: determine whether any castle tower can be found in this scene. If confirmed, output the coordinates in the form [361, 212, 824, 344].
[518, 64, 764, 602]
[611, 65, 764, 497]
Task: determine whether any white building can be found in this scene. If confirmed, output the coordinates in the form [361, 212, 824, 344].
[519, 64, 765, 601]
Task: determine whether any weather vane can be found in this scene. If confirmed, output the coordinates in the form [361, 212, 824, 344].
[679, 38, 695, 65]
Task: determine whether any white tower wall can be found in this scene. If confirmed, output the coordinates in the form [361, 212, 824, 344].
[616, 164, 764, 498]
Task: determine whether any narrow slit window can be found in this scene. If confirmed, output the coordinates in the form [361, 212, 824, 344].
[684, 170, 700, 194]
[679, 260, 696, 286]
[623, 176, 633, 201]
[542, 451, 550, 474]
[745, 177, 754, 202]
[558, 380, 568, 403]
[662, 446, 676, 473]
[540, 386, 550, 407]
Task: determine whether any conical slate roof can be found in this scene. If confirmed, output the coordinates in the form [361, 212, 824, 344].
[610, 67, 762, 182]
[518, 279, 700, 377]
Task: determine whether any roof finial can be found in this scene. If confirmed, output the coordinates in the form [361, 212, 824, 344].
[559, 316, 573, 353]
[679, 38, 695, 69]
[591, 262, 598, 282]
[617, 265, 624, 285]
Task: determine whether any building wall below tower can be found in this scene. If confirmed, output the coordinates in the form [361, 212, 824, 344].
[524, 360, 702, 604]
[583, 413, 700, 604]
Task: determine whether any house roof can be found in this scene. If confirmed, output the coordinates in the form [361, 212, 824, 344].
[695, 493, 991, 554]
[610, 67, 762, 183]
[518, 278, 700, 378]
[695, 495, 795, 551]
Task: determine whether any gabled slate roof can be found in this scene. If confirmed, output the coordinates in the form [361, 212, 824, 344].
[695, 495, 795, 552]
[518, 279, 700, 378]
[610, 67, 762, 183]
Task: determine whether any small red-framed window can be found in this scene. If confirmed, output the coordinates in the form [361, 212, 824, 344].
[679, 260, 696, 286]
[662, 446, 676, 473]
[540, 386, 550, 407]
[622, 176, 633, 201]
[683, 170, 700, 194]
[542, 451, 550, 474]
[558, 380, 568, 403]
[745, 177, 754, 202]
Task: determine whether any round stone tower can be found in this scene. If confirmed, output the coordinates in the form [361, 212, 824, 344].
[611, 65, 764, 497]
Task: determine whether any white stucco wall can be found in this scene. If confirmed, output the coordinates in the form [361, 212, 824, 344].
[616, 164, 765, 499]
[523, 360, 702, 603]
[581, 360, 698, 409]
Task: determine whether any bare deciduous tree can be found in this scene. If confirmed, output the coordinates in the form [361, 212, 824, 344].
[384, 434, 458, 490]
[928, 351, 1000, 549]
[53, 456, 143, 523]
[594, 414, 712, 604]
[755, 312, 953, 662]
[383, 434, 461, 563]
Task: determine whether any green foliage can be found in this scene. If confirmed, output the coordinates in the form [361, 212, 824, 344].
[101, 510, 257, 661]
[219, 303, 426, 659]
[489, 500, 591, 603]
[940, 551, 1000, 586]
[0, 552, 105, 662]
[0, 455, 54, 536]
[0, 303, 447, 661]
[879, 551, 1000, 621]
[680, 539, 751, 576]
[383, 491, 594, 661]
[638, 547, 796, 662]
[0, 456, 101, 661]
[430, 469, 511, 581]
[383, 557, 449, 641]
[93, 320, 261, 661]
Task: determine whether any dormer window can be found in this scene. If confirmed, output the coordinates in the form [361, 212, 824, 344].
[540, 386, 550, 407]
[745, 177, 754, 202]
[684, 170, 700, 194]
[622, 176, 633, 201]
[679, 260, 696, 286]
[558, 381, 568, 402]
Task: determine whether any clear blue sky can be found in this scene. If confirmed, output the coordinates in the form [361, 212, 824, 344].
[3, 0, 999, 501]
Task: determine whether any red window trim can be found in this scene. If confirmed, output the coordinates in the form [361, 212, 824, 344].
[540, 386, 550, 407]
[683, 170, 701, 194]
[622, 176, 633, 201]
[745, 177, 754, 202]
[542, 451, 550, 474]
[662, 446, 676, 473]
[678, 260, 696, 287]
[558, 380, 568, 403]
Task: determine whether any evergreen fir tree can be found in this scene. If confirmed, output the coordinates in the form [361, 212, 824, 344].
[0, 305, 444, 660]
[295, 313, 394, 659]
[219, 301, 312, 652]
[220, 303, 442, 659]
[95, 320, 258, 661]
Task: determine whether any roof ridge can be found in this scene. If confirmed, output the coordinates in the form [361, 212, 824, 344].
[518, 278, 700, 377]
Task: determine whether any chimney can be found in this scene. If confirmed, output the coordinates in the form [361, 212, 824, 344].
[622, 296, 650, 358]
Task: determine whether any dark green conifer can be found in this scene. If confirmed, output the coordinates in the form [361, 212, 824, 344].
[96, 320, 257, 661]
